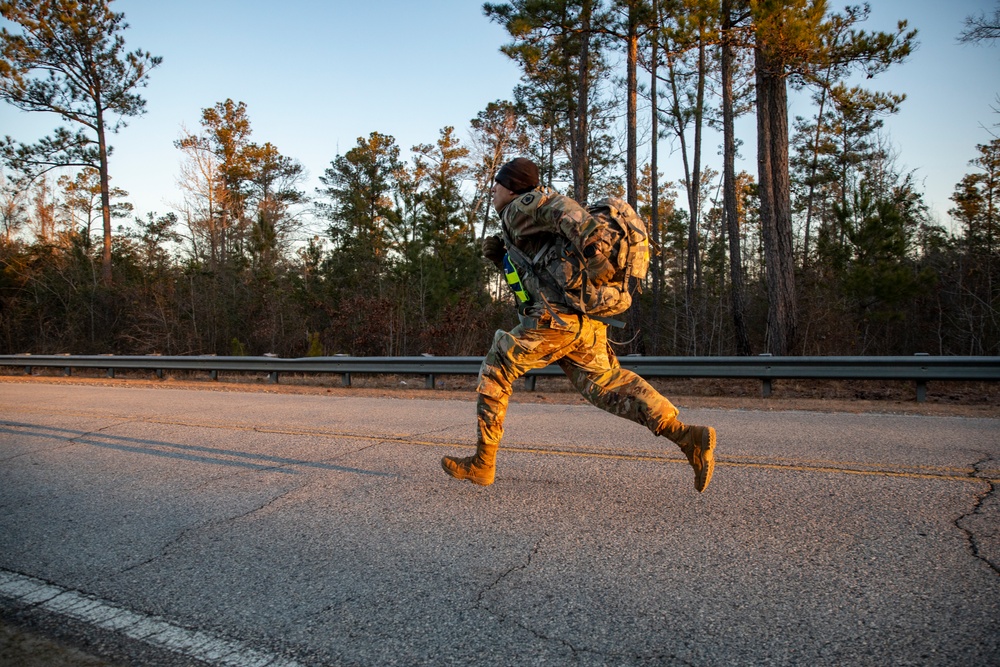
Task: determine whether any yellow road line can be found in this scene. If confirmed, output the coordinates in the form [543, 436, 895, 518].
[138, 419, 998, 485]
[4, 411, 997, 485]
[431, 441, 996, 484]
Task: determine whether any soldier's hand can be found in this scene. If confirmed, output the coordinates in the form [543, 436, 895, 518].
[583, 244, 616, 282]
[482, 235, 505, 269]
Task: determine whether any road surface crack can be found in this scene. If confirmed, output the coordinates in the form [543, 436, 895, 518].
[116, 484, 303, 576]
[474, 536, 607, 661]
[956, 455, 999, 576]
[471, 539, 698, 665]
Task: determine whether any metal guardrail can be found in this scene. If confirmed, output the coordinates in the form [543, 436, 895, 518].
[2, 353, 998, 401]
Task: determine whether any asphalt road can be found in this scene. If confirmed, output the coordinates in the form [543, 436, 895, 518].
[1, 383, 998, 666]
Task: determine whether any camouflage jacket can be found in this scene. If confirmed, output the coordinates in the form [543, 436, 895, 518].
[499, 187, 601, 316]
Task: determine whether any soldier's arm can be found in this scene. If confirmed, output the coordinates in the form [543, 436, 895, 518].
[534, 194, 601, 256]
[539, 194, 616, 280]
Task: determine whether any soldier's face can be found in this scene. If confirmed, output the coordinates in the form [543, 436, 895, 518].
[491, 181, 518, 213]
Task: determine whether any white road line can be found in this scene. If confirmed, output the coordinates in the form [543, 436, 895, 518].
[0, 569, 305, 667]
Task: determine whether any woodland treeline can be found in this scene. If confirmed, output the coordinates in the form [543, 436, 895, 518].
[1, 0, 998, 359]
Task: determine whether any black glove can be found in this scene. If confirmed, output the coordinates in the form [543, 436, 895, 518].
[583, 243, 615, 282]
[482, 235, 505, 269]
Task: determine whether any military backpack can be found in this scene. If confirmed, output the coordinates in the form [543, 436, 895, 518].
[504, 196, 650, 324]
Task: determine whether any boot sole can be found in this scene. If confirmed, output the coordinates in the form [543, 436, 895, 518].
[695, 427, 716, 492]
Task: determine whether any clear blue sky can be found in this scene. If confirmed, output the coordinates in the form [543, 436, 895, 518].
[2, 0, 998, 234]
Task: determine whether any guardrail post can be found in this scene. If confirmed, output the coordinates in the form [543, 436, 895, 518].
[759, 354, 772, 397]
[107, 368, 115, 379]
[24, 366, 32, 376]
[524, 375, 537, 391]
[63, 366, 72, 376]
[156, 369, 164, 379]
[341, 372, 351, 388]
[426, 374, 435, 389]
[268, 371, 279, 384]
[210, 370, 218, 381]
[914, 353, 929, 402]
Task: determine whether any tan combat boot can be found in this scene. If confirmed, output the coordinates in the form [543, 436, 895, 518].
[441, 440, 497, 486]
[659, 419, 716, 492]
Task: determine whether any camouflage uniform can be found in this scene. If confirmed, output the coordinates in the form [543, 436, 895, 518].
[444, 173, 715, 491]
[477, 312, 679, 450]
[497, 187, 600, 317]
[477, 188, 679, 450]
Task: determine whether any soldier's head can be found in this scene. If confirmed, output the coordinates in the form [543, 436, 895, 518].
[492, 157, 539, 212]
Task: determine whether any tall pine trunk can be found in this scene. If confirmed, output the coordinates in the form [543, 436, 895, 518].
[96, 107, 113, 286]
[722, 0, 752, 355]
[755, 47, 797, 355]
[626, 13, 639, 210]
[687, 32, 705, 300]
[572, 0, 592, 204]
[649, 0, 662, 351]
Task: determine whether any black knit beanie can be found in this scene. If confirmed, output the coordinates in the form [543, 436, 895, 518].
[495, 157, 540, 194]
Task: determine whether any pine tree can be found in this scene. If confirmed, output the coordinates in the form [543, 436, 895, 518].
[950, 138, 1000, 258]
[749, 0, 914, 354]
[316, 132, 402, 284]
[792, 84, 905, 265]
[57, 168, 132, 252]
[176, 100, 304, 272]
[485, 0, 611, 199]
[411, 127, 481, 319]
[0, 0, 160, 285]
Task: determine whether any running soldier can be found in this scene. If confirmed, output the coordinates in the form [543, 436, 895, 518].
[441, 158, 717, 491]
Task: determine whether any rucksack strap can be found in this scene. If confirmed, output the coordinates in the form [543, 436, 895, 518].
[502, 226, 624, 327]
[590, 314, 626, 329]
[501, 227, 572, 328]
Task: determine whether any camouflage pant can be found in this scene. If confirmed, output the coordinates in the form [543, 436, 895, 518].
[476, 313, 679, 449]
